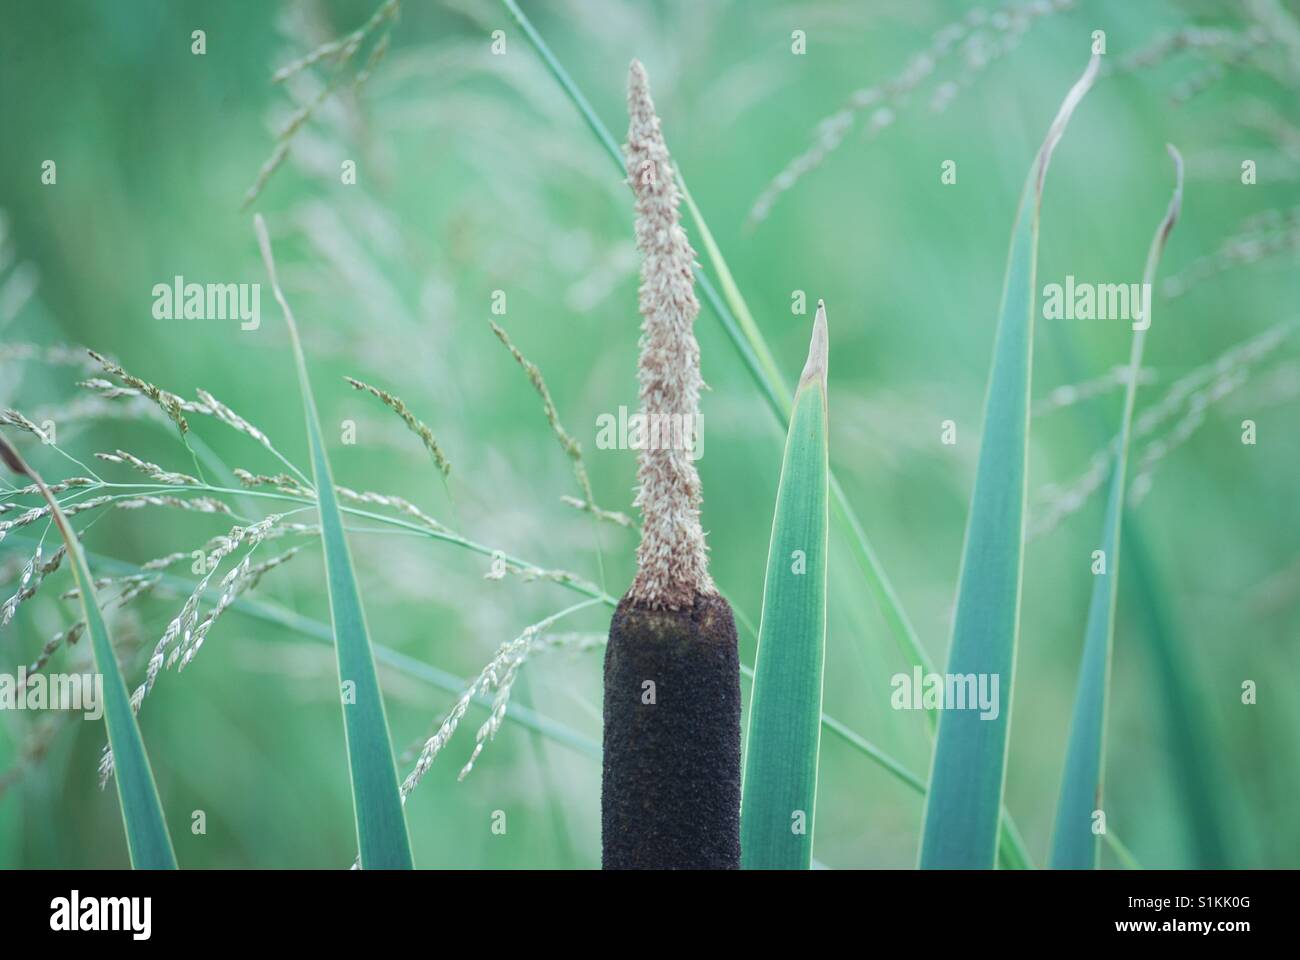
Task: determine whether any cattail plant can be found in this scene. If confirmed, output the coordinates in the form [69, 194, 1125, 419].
[601, 60, 741, 870]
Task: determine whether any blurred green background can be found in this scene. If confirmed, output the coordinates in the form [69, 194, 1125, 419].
[1, 0, 1296, 869]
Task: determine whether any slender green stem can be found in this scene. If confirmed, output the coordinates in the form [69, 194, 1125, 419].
[1104, 829, 1143, 870]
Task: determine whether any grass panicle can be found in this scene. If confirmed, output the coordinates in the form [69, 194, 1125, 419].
[488, 321, 632, 529]
[345, 376, 451, 480]
[243, 0, 401, 209]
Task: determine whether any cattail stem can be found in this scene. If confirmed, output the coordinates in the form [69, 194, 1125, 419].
[600, 60, 742, 869]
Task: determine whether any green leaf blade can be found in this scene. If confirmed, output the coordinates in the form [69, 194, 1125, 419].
[741, 304, 830, 870]
[919, 54, 1099, 870]
[920, 200, 1035, 869]
[1050, 147, 1184, 870]
[1048, 478, 1118, 868]
[255, 215, 413, 870]
[0, 437, 176, 869]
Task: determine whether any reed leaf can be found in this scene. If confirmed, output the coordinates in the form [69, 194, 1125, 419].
[919, 53, 1099, 869]
[254, 215, 413, 869]
[1050, 146, 1184, 869]
[741, 303, 830, 870]
[0, 435, 176, 869]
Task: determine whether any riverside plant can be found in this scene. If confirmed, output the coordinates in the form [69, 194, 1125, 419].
[2, 0, 1278, 872]
[599, 61, 742, 870]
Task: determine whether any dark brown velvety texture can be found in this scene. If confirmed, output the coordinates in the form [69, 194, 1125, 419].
[601, 591, 741, 869]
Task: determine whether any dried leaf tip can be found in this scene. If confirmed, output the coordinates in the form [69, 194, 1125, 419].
[800, 299, 829, 388]
[624, 58, 714, 610]
[0, 434, 30, 477]
[1035, 51, 1100, 197]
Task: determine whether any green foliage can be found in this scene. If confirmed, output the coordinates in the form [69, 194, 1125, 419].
[920, 55, 1098, 870]
[0, 436, 175, 869]
[1050, 147, 1183, 869]
[741, 305, 829, 870]
[255, 216, 413, 870]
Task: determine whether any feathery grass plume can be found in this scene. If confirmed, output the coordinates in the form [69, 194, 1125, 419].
[1164, 204, 1300, 297]
[0, 496, 112, 542]
[601, 60, 741, 871]
[399, 598, 603, 799]
[95, 450, 197, 486]
[1033, 365, 1158, 417]
[1, 544, 65, 627]
[1029, 316, 1297, 538]
[114, 495, 232, 515]
[234, 468, 309, 495]
[29, 575, 158, 677]
[455, 601, 604, 781]
[1, 477, 94, 503]
[176, 545, 301, 671]
[87, 350, 189, 435]
[100, 514, 289, 783]
[746, 0, 1076, 228]
[1116, 25, 1264, 74]
[243, 0, 400, 209]
[336, 486, 447, 533]
[1, 409, 51, 442]
[488, 320, 633, 528]
[193, 387, 309, 490]
[344, 376, 451, 479]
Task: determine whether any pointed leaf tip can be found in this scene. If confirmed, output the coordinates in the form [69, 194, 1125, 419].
[800, 300, 828, 387]
[1035, 51, 1100, 196]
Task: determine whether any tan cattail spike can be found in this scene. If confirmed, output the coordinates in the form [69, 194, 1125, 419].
[624, 59, 714, 610]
